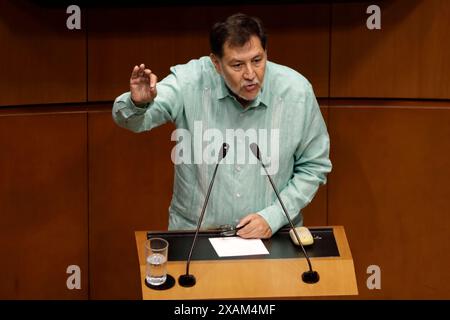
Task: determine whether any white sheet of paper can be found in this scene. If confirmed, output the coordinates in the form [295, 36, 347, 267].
[208, 237, 270, 257]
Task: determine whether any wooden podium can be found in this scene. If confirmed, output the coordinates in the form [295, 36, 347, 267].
[135, 226, 358, 299]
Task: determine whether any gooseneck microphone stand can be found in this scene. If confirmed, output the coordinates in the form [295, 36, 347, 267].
[250, 143, 319, 284]
[178, 143, 230, 287]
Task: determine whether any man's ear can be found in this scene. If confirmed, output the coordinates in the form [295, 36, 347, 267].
[210, 53, 222, 75]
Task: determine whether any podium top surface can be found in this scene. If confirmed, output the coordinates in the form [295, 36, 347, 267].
[135, 226, 358, 299]
[147, 227, 340, 261]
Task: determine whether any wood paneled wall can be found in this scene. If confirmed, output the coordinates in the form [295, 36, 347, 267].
[331, 0, 450, 99]
[3, 1, 450, 105]
[0, 111, 88, 299]
[328, 100, 450, 298]
[0, 1, 86, 106]
[1, 0, 450, 300]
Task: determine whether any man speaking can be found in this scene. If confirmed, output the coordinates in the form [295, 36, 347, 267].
[112, 13, 332, 239]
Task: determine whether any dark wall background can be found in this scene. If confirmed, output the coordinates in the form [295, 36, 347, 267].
[1, 0, 449, 299]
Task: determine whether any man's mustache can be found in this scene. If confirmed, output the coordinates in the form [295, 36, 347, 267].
[241, 80, 259, 87]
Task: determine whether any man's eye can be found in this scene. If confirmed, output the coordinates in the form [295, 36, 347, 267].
[232, 64, 242, 68]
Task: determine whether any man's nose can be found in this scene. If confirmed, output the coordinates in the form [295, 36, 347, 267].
[243, 63, 255, 80]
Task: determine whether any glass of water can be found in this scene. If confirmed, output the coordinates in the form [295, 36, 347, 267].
[145, 238, 168, 286]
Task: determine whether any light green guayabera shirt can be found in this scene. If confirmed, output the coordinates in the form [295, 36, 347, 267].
[112, 56, 331, 234]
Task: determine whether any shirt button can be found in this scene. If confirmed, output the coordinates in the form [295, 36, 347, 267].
[236, 193, 241, 198]
[236, 166, 241, 172]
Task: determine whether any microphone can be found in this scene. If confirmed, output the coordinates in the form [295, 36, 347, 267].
[249, 143, 319, 284]
[178, 142, 230, 287]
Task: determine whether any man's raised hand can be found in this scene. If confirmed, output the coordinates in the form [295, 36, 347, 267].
[130, 63, 158, 106]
